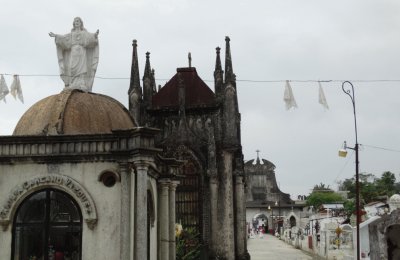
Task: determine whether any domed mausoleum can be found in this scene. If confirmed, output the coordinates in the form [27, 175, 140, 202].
[14, 89, 135, 136]
[0, 86, 182, 260]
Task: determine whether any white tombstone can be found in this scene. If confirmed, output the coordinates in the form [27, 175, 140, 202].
[389, 194, 400, 213]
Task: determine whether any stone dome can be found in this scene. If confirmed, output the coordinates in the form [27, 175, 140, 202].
[13, 89, 136, 136]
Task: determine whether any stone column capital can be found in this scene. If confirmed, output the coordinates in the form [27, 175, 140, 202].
[132, 159, 152, 172]
[159, 179, 171, 188]
[169, 181, 180, 191]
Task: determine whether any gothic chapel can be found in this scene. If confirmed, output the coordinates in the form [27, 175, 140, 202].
[0, 35, 249, 260]
[129, 36, 250, 259]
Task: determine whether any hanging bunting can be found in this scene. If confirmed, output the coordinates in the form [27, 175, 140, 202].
[283, 80, 297, 110]
[0, 74, 9, 103]
[318, 81, 329, 110]
[10, 75, 24, 103]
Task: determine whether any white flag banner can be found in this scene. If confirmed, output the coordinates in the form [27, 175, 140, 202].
[283, 80, 297, 110]
[0, 74, 9, 103]
[10, 75, 24, 103]
[318, 82, 329, 110]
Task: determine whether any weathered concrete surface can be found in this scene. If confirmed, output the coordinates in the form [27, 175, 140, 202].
[248, 234, 316, 260]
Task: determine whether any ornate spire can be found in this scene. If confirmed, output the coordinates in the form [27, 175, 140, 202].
[129, 40, 141, 94]
[214, 47, 223, 96]
[143, 52, 153, 107]
[224, 36, 234, 85]
[221, 37, 239, 147]
[128, 40, 142, 125]
[143, 52, 152, 80]
[151, 69, 157, 94]
[256, 150, 260, 164]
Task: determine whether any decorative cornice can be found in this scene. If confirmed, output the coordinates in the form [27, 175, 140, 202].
[0, 128, 161, 164]
[0, 174, 98, 231]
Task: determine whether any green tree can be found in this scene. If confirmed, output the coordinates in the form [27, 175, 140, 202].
[338, 171, 397, 204]
[376, 171, 396, 197]
[313, 183, 332, 192]
[306, 191, 344, 210]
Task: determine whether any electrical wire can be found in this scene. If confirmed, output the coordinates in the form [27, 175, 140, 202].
[2, 73, 400, 84]
[333, 150, 355, 184]
[361, 144, 400, 153]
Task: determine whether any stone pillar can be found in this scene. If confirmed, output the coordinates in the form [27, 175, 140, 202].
[220, 150, 235, 259]
[159, 179, 170, 260]
[134, 163, 148, 260]
[119, 162, 132, 260]
[209, 174, 219, 256]
[234, 175, 247, 259]
[168, 181, 179, 260]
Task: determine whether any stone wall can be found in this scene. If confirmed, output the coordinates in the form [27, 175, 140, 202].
[0, 161, 121, 260]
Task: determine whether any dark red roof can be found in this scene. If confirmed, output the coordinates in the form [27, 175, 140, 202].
[152, 67, 215, 108]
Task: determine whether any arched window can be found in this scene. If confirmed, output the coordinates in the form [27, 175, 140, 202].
[12, 189, 82, 260]
[176, 159, 202, 233]
[290, 216, 296, 228]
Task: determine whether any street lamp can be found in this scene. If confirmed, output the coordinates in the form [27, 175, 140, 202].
[339, 81, 360, 260]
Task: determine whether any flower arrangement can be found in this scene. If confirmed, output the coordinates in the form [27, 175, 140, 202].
[176, 223, 183, 237]
[176, 224, 202, 260]
[335, 226, 343, 249]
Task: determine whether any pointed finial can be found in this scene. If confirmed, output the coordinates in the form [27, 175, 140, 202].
[224, 36, 234, 84]
[188, 52, 192, 68]
[215, 47, 222, 71]
[151, 68, 157, 94]
[256, 150, 260, 164]
[143, 52, 151, 79]
[129, 39, 141, 93]
[214, 46, 223, 96]
[143, 51, 153, 107]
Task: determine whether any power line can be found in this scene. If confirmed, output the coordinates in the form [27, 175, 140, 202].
[361, 144, 400, 153]
[333, 150, 354, 183]
[2, 73, 400, 84]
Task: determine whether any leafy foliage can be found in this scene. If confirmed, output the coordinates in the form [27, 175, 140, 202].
[306, 190, 344, 209]
[176, 227, 202, 260]
[313, 183, 332, 192]
[338, 171, 399, 204]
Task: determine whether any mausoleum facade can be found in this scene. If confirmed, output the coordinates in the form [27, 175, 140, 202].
[0, 90, 182, 260]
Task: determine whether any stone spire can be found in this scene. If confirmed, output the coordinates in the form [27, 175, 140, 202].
[224, 36, 235, 86]
[151, 69, 157, 94]
[256, 150, 260, 164]
[221, 36, 240, 147]
[128, 40, 142, 125]
[214, 47, 223, 97]
[143, 52, 153, 107]
[129, 40, 141, 94]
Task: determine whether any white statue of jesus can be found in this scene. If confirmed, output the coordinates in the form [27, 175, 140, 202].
[49, 17, 99, 92]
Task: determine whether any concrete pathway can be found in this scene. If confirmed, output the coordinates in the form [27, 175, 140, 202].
[248, 234, 316, 260]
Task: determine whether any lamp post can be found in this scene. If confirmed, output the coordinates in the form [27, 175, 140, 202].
[341, 81, 360, 260]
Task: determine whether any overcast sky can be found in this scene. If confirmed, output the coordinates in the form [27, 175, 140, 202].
[1, 0, 399, 199]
